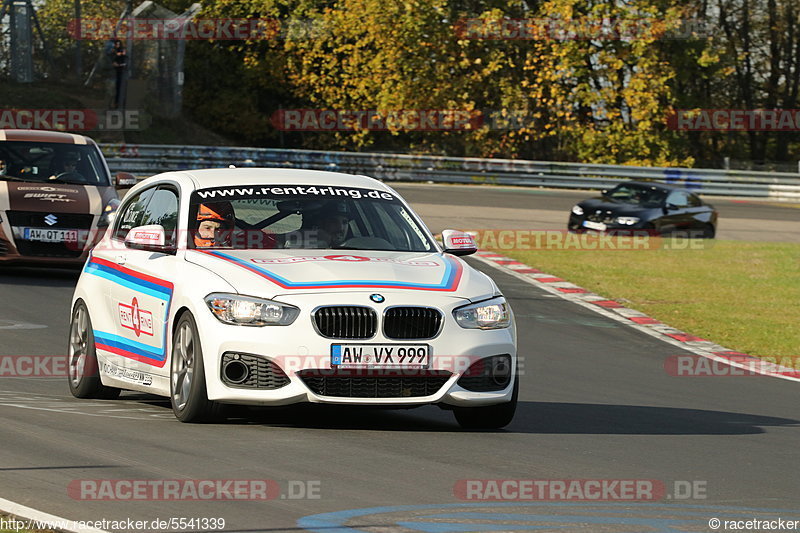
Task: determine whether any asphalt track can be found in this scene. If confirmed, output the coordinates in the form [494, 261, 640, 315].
[0, 187, 798, 533]
[390, 184, 800, 242]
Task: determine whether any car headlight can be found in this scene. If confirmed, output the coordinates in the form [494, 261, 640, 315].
[98, 198, 121, 227]
[205, 293, 300, 326]
[454, 297, 511, 330]
[571, 205, 584, 216]
[614, 216, 640, 225]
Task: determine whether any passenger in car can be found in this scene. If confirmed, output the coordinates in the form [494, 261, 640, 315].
[302, 201, 353, 248]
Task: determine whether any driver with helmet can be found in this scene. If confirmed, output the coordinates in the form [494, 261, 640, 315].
[194, 202, 235, 247]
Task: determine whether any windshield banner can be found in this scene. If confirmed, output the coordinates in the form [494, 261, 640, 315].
[193, 185, 396, 202]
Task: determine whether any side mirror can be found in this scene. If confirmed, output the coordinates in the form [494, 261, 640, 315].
[665, 203, 679, 211]
[442, 229, 477, 256]
[125, 225, 175, 254]
[115, 172, 137, 188]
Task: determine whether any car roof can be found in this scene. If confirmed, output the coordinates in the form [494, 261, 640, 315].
[622, 180, 693, 192]
[0, 129, 96, 145]
[175, 167, 391, 191]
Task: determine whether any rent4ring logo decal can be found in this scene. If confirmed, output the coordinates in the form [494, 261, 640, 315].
[200, 250, 463, 291]
[251, 255, 437, 266]
[84, 255, 174, 367]
[118, 297, 154, 337]
[194, 185, 397, 201]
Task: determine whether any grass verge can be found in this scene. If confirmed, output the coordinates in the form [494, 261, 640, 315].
[499, 239, 800, 358]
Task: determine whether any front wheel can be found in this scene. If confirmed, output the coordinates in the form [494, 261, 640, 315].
[641, 223, 658, 237]
[454, 377, 518, 430]
[67, 301, 121, 399]
[170, 312, 223, 423]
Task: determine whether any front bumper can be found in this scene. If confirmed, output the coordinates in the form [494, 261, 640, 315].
[0, 216, 104, 266]
[195, 292, 517, 407]
[567, 214, 650, 233]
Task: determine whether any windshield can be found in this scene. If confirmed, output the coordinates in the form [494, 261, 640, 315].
[0, 141, 110, 186]
[605, 184, 667, 207]
[189, 185, 435, 252]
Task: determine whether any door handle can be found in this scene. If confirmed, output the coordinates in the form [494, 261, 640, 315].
[115, 254, 126, 265]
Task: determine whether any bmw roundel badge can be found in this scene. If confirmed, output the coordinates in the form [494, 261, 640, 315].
[370, 294, 385, 303]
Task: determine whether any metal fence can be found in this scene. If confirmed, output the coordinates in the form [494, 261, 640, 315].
[99, 143, 800, 200]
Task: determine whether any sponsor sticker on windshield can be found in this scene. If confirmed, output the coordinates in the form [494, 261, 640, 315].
[194, 185, 396, 202]
[251, 255, 438, 266]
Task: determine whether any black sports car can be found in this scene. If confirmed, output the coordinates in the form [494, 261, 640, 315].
[568, 181, 718, 238]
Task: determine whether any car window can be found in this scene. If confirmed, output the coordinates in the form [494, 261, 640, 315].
[607, 184, 667, 207]
[0, 141, 110, 186]
[139, 187, 179, 245]
[687, 194, 702, 207]
[235, 199, 303, 233]
[113, 187, 156, 241]
[666, 191, 690, 208]
[188, 185, 434, 251]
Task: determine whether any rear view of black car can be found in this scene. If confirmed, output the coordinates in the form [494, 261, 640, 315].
[568, 181, 717, 238]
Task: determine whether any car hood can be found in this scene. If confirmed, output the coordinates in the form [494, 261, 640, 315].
[185, 249, 495, 302]
[579, 196, 653, 215]
[0, 181, 110, 215]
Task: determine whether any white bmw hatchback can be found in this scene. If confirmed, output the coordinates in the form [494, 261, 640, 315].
[68, 168, 518, 428]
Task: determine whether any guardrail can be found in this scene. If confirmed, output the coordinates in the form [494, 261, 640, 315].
[99, 143, 800, 200]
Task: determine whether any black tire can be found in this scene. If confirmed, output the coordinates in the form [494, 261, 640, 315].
[170, 312, 224, 423]
[642, 223, 658, 237]
[700, 223, 716, 239]
[67, 301, 121, 400]
[454, 377, 518, 430]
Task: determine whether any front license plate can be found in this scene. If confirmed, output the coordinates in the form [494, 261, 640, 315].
[582, 220, 607, 231]
[22, 227, 78, 243]
[331, 344, 430, 368]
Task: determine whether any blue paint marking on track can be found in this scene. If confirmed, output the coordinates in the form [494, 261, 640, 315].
[297, 503, 800, 533]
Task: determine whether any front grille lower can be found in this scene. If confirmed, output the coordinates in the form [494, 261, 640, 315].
[8, 211, 93, 258]
[220, 353, 290, 389]
[7, 211, 94, 229]
[587, 212, 615, 224]
[314, 306, 377, 339]
[297, 369, 452, 398]
[11, 241, 83, 258]
[383, 307, 442, 339]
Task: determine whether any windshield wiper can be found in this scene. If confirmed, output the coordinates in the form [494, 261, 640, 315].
[0, 175, 26, 182]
